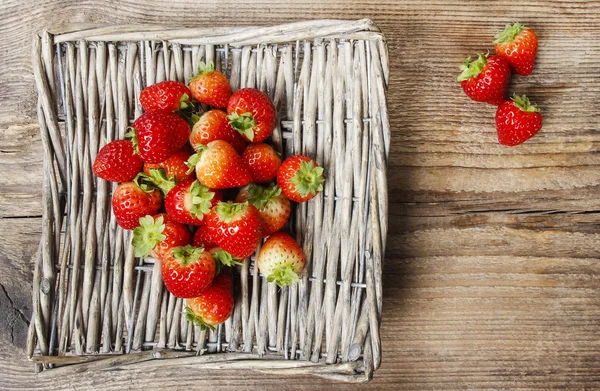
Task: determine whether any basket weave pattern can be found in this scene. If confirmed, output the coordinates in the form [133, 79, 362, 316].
[29, 19, 390, 382]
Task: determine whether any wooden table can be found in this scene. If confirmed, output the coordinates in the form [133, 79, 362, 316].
[2, 0, 599, 389]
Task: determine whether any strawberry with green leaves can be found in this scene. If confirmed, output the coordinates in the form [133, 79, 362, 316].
[189, 110, 247, 154]
[277, 155, 325, 203]
[206, 201, 262, 258]
[495, 94, 542, 146]
[111, 175, 162, 230]
[241, 143, 281, 183]
[140, 80, 192, 112]
[132, 214, 192, 261]
[185, 273, 234, 330]
[187, 140, 251, 189]
[193, 225, 241, 268]
[494, 23, 538, 76]
[227, 88, 276, 143]
[257, 232, 305, 287]
[189, 61, 231, 109]
[165, 179, 224, 226]
[161, 244, 216, 298]
[235, 183, 290, 236]
[128, 111, 190, 163]
[457, 53, 511, 105]
[93, 140, 143, 183]
[143, 148, 194, 183]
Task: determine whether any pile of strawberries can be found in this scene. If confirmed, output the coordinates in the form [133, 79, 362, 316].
[457, 23, 542, 146]
[93, 62, 325, 330]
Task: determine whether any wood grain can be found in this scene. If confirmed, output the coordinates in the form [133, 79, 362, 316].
[1, 0, 600, 389]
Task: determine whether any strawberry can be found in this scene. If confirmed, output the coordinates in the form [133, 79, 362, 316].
[127, 111, 190, 163]
[494, 23, 538, 76]
[277, 155, 325, 203]
[193, 226, 241, 268]
[241, 143, 281, 183]
[189, 61, 231, 109]
[257, 232, 305, 287]
[161, 245, 216, 298]
[495, 94, 542, 146]
[227, 88, 276, 143]
[185, 273, 234, 330]
[187, 140, 251, 189]
[189, 110, 246, 154]
[206, 201, 262, 258]
[164, 179, 224, 226]
[93, 140, 143, 182]
[235, 183, 290, 236]
[457, 54, 511, 105]
[139, 80, 192, 112]
[111, 177, 162, 230]
[143, 148, 194, 183]
[132, 214, 192, 261]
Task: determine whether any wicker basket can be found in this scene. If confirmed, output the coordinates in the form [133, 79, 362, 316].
[28, 19, 390, 383]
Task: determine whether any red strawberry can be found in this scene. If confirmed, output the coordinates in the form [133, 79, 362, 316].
[189, 61, 231, 109]
[185, 273, 234, 330]
[161, 245, 216, 298]
[128, 111, 190, 163]
[193, 226, 241, 267]
[206, 201, 262, 258]
[494, 23, 538, 76]
[187, 140, 251, 189]
[257, 232, 305, 287]
[132, 214, 192, 261]
[457, 54, 511, 105]
[111, 178, 162, 230]
[241, 143, 281, 183]
[93, 140, 143, 182]
[140, 80, 192, 112]
[227, 88, 276, 143]
[189, 110, 246, 154]
[144, 148, 194, 183]
[277, 155, 325, 203]
[165, 179, 224, 226]
[495, 95, 542, 146]
[235, 183, 290, 236]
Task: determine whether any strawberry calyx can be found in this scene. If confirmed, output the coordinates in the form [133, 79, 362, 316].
[189, 181, 215, 219]
[179, 93, 192, 110]
[214, 201, 248, 223]
[133, 172, 161, 193]
[184, 306, 216, 331]
[132, 215, 166, 258]
[125, 127, 140, 154]
[144, 168, 176, 196]
[228, 112, 257, 141]
[290, 161, 325, 198]
[172, 244, 204, 266]
[186, 150, 204, 174]
[457, 53, 487, 82]
[211, 248, 242, 268]
[267, 266, 300, 287]
[511, 94, 539, 113]
[243, 183, 281, 209]
[494, 23, 525, 44]
[192, 61, 216, 79]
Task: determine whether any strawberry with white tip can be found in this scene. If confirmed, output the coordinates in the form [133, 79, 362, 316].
[257, 232, 305, 287]
[235, 183, 290, 236]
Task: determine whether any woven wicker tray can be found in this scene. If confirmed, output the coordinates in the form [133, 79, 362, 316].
[28, 19, 390, 383]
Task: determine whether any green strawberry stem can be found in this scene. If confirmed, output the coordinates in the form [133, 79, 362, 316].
[145, 168, 176, 196]
[243, 183, 281, 209]
[184, 307, 216, 331]
[494, 23, 525, 44]
[124, 127, 140, 154]
[186, 150, 204, 174]
[456, 53, 487, 82]
[133, 172, 161, 193]
[189, 181, 215, 219]
[215, 201, 247, 223]
[512, 94, 539, 113]
[192, 61, 215, 79]
[176, 93, 197, 125]
[228, 112, 256, 141]
[212, 248, 242, 268]
[172, 245, 204, 266]
[289, 161, 325, 198]
[267, 266, 300, 287]
[132, 215, 166, 258]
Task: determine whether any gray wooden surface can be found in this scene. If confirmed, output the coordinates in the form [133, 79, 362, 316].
[1, 0, 599, 389]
